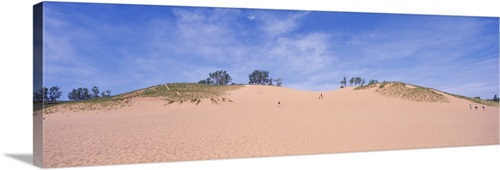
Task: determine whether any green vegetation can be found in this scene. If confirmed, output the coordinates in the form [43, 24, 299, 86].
[341, 77, 376, 88]
[68, 86, 111, 101]
[376, 82, 449, 103]
[354, 81, 498, 106]
[441, 91, 499, 107]
[137, 83, 241, 101]
[33, 86, 62, 104]
[198, 70, 233, 85]
[249, 70, 274, 85]
[41, 83, 242, 114]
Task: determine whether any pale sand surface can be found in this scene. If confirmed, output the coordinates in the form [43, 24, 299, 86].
[42, 85, 499, 167]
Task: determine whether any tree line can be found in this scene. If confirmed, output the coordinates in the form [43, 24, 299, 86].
[33, 86, 111, 104]
[67, 86, 111, 101]
[33, 86, 62, 104]
[198, 70, 283, 87]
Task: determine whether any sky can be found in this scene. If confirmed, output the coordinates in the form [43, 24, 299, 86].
[41, 2, 499, 100]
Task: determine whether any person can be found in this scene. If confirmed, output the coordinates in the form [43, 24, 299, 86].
[469, 104, 472, 110]
[474, 104, 478, 111]
[320, 94, 323, 100]
[482, 105, 485, 111]
[278, 101, 281, 108]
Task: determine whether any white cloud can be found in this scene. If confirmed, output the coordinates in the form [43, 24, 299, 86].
[256, 11, 309, 37]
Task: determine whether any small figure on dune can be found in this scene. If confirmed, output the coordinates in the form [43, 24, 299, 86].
[474, 104, 478, 111]
[469, 104, 472, 110]
[482, 105, 485, 111]
[278, 101, 281, 108]
[320, 94, 324, 100]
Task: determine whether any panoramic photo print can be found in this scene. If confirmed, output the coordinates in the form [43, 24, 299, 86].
[33, 2, 499, 168]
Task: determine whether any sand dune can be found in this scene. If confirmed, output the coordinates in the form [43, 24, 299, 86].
[41, 85, 499, 168]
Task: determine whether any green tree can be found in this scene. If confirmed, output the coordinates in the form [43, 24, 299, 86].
[47, 86, 62, 104]
[198, 78, 213, 85]
[33, 87, 46, 103]
[274, 78, 284, 87]
[249, 70, 271, 85]
[91, 86, 100, 99]
[340, 77, 347, 87]
[367, 79, 379, 85]
[354, 77, 362, 85]
[68, 87, 90, 101]
[200, 70, 232, 85]
[101, 90, 111, 97]
[493, 94, 499, 102]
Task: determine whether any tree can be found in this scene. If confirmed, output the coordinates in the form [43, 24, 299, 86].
[354, 77, 362, 85]
[268, 78, 273, 86]
[81, 88, 90, 100]
[349, 77, 355, 86]
[101, 90, 111, 97]
[209, 70, 232, 85]
[367, 79, 379, 85]
[361, 79, 366, 86]
[200, 70, 232, 85]
[68, 87, 90, 101]
[494, 94, 499, 102]
[198, 78, 213, 85]
[249, 70, 272, 85]
[33, 87, 46, 103]
[274, 78, 284, 87]
[340, 77, 347, 87]
[68, 88, 78, 101]
[91, 86, 100, 99]
[47, 86, 62, 104]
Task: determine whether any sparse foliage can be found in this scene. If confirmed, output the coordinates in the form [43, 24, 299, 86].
[101, 90, 111, 97]
[274, 78, 284, 87]
[340, 77, 347, 87]
[493, 94, 499, 102]
[368, 79, 379, 85]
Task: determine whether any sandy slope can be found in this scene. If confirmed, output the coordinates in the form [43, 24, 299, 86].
[41, 85, 499, 168]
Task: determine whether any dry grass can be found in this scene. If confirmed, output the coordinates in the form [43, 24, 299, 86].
[43, 83, 242, 114]
[355, 81, 498, 106]
[356, 82, 449, 103]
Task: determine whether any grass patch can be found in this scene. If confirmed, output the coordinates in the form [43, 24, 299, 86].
[441, 91, 499, 107]
[354, 81, 497, 106]
[353, 84, 376, 90]
[42, 83, 243, 114]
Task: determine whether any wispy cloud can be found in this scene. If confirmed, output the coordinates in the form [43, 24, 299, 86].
[42, 3, 498, 99]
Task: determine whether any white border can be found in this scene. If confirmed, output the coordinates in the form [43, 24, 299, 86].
[0, 0, 498, 170]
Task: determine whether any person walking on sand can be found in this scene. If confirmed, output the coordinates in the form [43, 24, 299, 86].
[482, 105, 485, 111]
[320, 94, 323, 100]
[469, 104, 472, 110]
[474, 104, 478, 111]
[278, 101, 281, 108]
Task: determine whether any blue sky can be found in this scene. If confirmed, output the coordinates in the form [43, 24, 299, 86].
[42, 2, 499, 100]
